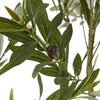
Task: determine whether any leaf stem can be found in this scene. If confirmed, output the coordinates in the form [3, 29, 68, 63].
[24, 27, 47, 49]
[58, 0, 62, 11]
[81, 18, 88, 49]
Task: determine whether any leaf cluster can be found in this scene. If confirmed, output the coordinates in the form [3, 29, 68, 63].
[0, 0, 100, 100]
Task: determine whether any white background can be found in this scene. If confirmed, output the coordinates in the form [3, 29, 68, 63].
[0, 0, 100, 100]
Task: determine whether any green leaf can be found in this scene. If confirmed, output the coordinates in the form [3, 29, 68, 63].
[5, 6, 21, 22]
[10, 42, 37, 66]
[60, 22, 69, 28]
[0, 31, 35, 43]
[14, 3, 23, 19]
[59, 78, 69, 100]
[61, 24, 73, 49]
[84, 80, 100, 91]
[54, 70, 69, 99]
[79, 0, 90, 25]
[71, 1, 81, 16]
[51, 0, 58, 11]
[0, 40, 17, 59]
[48, 29, 62, 54]
[30, 0, 50, 41]
[86, 69, 100, 84]
[40, 67, 58, 77]
[29, 50, 52, 62]
[46, 90, 60, 100]
[63, 81, 78, 100]
[0, 59, 7, 67]
[32, 62, 51, 78]
[0, 34, 3, 56]
[50, 6, 59, 11]
[73, 53, 82, 76]
[93, 4, 100, 29]
[72, 77, 87, 98]
[72, 69, 100, 98]
[22, 0, 30, 24]
[37, 17, 50, 41]
[28, 49, 57, 68]
[9, 88, 13, 100]
[77, 96, 97, 100]
[0, 42, 37, 75]
[48, 12, 63, 38]
[60, 24, 73, 60]
[34, 3, 49, 22]
[89, 91, 100, 97]
[26, 0, 34, 27]
[38, 74, 43, 99]
[0, 17, 23, 32]
[54, 77, 67, 85]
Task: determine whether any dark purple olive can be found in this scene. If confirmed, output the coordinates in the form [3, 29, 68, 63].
[47, 45, 59, 59]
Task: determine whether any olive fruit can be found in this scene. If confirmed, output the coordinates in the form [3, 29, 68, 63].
[46, 45, 59, 59]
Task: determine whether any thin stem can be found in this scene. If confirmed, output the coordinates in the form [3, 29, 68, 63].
[33, 34, 47, 49]
[58, 0, 62, 11]
[82, 51, 87, 63]
[52, 0, 57, 11]
[69, 3, 80, 14]
[24, 27, 47, 49]
[81, 19, 88, 49]
[65, 44, 69, 70]
[88, 42, 100, 67]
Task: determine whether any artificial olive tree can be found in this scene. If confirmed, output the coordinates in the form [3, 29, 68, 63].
[0, 0, 100, 100]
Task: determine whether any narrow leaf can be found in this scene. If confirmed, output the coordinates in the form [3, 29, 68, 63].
[9, 88, 13, 100]
[61, 24, 73, 49]
[5, 6, 21, 21]
[40, 67, 58, 77]
[48, 29, 62, 52]
[30, 50, 52, 62]
[0, 59, 7, 67]
[10, 42, 37, 66]
[22, 0, 30, 23]
[73, 53, 82, 76]
[93, 4, 100, 29]
[0, 31, 35, 43]
[36, 16, 49, 41]
[38, 74, 43, 99]
[46, 90, 60, 100]
[72, 77, 87, 98]
[34, 4, 49, 22]
[84, 80, 100, 91]
[79, 0, 90, 25]
[0, 17, 21, 27]
[32, 62, 51, 78]
[0, 17, 23, 32]
[30, 0, 50, 41]
[60, 78, 69, 100]
[77, 96, 97, 100]
[63, 81, 78, 99]
[72, 69, 100, 97]
[0, 42, 37, 75]
[0, 40, 17, 59]
[50, 6, 59, 11]
[54, 77, 67, 85]
[26, 0, 34, 27]
[14, 3, 22, 19]
[86, 69, 100, 84]
[89, 91, 100, 97]
[48, 11, 63, 38]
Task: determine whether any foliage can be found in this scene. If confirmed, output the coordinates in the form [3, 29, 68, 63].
[0, 0, 100, 100]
